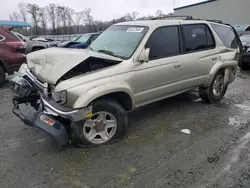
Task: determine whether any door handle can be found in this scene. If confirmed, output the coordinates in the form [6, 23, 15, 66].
[174, 64, 182, 69]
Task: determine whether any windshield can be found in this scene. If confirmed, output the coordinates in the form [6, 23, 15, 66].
[240, 35, 250, 43]
[90, 25, 148, 59]
[76, 34, 92, 43]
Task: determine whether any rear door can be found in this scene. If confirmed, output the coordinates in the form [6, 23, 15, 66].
[210, 23, 241, 62]
[176, 23, 217, 89]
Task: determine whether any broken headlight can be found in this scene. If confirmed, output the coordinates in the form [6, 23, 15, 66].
[52, 90, 67, 104]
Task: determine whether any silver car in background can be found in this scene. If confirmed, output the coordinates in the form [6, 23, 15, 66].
[14, 32, 48, 54]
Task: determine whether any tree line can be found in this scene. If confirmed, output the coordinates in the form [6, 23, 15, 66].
[10, 2, 171, 36]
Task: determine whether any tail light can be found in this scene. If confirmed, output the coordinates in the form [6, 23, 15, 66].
[6, 41, 26, 53]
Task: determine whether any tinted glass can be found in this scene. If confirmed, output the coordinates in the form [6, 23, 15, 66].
[145, 26, 180, 60]
[211, 23, 239, 49]
[183, 24, 215, 52]
[0, 35, 4, 41]
[89, 34, 100, 43]
[90, 25, 148, 59]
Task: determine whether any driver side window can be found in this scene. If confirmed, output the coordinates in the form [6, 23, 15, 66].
[145, 26, 180, 60]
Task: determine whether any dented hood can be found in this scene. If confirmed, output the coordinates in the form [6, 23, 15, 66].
[27, 47, 122, 84]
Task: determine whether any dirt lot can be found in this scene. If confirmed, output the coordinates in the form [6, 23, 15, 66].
[1, 70, 250, 188]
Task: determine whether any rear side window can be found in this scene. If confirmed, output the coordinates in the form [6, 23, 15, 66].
[145, 26, 180, 60]
[182, 24, 215, 52]
[210, 23, 239, 49]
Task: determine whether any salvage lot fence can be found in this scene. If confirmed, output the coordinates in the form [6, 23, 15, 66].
[37, 34, 82, 42]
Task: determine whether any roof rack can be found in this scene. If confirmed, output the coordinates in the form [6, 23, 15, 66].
[151, 15, 193, 20]
[151, 15, 224, 24]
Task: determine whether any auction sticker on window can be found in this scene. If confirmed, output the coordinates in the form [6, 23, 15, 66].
[126, 27, 144, 32]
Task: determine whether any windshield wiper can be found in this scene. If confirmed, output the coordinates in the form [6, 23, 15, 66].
[97, 49, 119, 58]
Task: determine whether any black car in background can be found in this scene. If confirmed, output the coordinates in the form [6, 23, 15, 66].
[239, 34, 250, 69]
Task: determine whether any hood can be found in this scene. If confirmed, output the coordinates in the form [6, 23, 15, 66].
[27, 47, 122, 84]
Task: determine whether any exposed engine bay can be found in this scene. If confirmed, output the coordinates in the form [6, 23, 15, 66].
[60, 57, 120, 81]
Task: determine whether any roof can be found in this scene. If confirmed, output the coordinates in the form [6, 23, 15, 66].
[174, 0, 217, 11]
[0, 20, 32, 28]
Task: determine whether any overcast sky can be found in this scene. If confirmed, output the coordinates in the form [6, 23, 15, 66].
[1, 0, 205, 21]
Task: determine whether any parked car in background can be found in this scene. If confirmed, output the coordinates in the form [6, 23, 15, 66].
[57, 36, 80, 48]
[15, 32, 48, 54]
[32, 37, 60, 47]
[239, 34, 250, 69]
[0, 26, 26, 86]
[9, 18, 240, 148]
[62, 32, 101, 49]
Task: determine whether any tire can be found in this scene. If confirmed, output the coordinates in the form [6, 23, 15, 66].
[71, 99, 128, 147]
[238, 60, 248, 70]
[199, 70, 228, 103]
[0, 66, 6, 87]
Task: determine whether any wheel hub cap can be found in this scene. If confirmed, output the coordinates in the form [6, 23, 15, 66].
[83, 111, 117, 144]
[213, 75, 224, 96]
[94, 120, 106, 132]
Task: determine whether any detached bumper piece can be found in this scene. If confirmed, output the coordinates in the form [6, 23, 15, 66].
[13, 97, 69, 150]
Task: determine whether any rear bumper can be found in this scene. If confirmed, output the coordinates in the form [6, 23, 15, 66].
[12, 97, 69, 149]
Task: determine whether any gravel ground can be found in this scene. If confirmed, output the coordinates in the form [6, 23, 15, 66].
[1, 70, 250, 188]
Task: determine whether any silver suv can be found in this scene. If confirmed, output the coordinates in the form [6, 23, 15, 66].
[9, 18, 241, 148]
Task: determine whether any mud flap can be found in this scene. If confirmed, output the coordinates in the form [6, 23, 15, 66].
[13, 105, 69, 150]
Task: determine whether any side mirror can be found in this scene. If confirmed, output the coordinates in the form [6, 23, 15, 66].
[139, 48, 150, 63]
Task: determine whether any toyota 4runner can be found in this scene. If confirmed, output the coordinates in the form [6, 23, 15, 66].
[9, 17, 241, 148]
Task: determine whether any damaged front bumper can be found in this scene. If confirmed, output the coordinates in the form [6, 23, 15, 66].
[9, 64, 92, 149]
[12, 97, 69, 149]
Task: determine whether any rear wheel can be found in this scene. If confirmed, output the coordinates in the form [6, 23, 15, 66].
[238, 60, 248, 70]
[199, 70, 228, 103]
[0, 66, 6, 86]
[71, 99, 128, 147]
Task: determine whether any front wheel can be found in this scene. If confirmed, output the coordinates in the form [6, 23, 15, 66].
[71, 99, 128, 147]
[199, 70, 228, 103]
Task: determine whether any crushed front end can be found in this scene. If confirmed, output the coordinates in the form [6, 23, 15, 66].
[9, 64, 92, 149]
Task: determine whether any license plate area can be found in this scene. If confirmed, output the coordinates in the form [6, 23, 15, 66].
[40, 115, 55, 126]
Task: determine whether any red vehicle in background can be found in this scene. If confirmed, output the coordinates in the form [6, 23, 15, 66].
[0, 21, 28, 86]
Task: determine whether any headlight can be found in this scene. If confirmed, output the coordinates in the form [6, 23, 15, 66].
[52, 90, 67, 104]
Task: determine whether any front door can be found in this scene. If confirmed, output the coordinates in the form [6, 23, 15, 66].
[132, 25, 184, 105]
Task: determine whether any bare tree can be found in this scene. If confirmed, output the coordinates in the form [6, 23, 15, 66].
[27, 4, 40, 35]
[10, 12, 20, 21]
[18, 2, 28, 22]
[57, 6, 68, 34]
[75, 11, 85, 33]
[155, 9, 164, 17]
[39, 7, 47, 35]
[46, 4, 57, 34]
[83, 8, 93, 32]
[9, 14, 13, 21]
[126, 11, 139, 21]
[66, 8, 75, 34]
